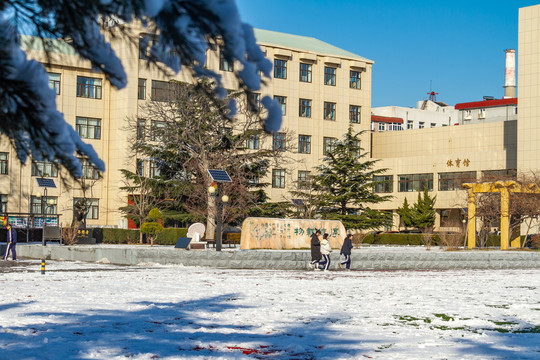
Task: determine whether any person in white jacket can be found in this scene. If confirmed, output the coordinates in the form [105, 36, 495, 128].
[319, 233, 332, 271]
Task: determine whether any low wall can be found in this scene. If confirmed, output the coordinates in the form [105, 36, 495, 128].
[9, 244, 540, 270]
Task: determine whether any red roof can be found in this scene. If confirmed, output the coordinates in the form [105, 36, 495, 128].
[371, 115, 403, 124]
[455, 98, 517, 110]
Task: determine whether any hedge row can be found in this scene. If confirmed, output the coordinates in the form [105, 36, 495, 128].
[92, 228, 187, 245]
[353, 233, 504, 247]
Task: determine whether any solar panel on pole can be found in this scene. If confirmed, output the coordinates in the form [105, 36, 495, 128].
[36, 178, 57, 188]
[207, 169, 232, 183]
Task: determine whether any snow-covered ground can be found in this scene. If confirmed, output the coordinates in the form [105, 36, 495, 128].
[0, 261, 539, 359]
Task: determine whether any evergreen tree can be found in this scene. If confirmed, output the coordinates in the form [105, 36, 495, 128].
[313, 126, 391, 229]
[410, 187, 437, 231]
[397, 197, 413, 228]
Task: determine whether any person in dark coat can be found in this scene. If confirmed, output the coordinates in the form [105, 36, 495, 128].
[339, 233, 353, 270]
[4, 224, 17, 261]
[309, 229, 322, 270]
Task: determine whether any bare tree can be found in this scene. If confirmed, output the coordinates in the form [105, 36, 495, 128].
[474, 172, 540, 248]
[125, 79, 292, 239]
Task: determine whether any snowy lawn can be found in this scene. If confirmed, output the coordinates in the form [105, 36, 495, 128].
[0, 261, 539, 359]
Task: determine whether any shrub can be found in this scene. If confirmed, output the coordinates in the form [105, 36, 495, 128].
[155, 228, 188, 245]
[148, 208, 163, 222]
[140, 222, 164, 246]
[100, 228, 140, 244]
[438, 232, 464, 250]
[421, 232, 434, 251]
[61, 226, 79, 245]
[531, 235, 540, 249]
[352, 233, 433, 246]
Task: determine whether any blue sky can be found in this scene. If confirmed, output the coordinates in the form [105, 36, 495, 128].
[236, 0, 539, 108]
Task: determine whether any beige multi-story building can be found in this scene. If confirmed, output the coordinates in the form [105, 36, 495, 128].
[2, 3, 540, 234]
[0, 28, 373, 228]
[517, 5, 540, 173]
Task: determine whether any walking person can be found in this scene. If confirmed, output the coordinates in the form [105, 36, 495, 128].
[3, 224, 17, 261]
[319, 233, 332, 271]
[309, 229, 322, 270]
[339, 233, 353, 270]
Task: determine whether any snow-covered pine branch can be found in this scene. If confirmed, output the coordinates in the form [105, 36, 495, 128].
[0, 0, 281, 177]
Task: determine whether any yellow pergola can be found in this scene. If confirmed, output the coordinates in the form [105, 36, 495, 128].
[462, 181, 540, 250]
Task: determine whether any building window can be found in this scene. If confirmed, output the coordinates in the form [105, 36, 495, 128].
[350, 70, 361, 89]
[430, 123, 436, 128]
[150, 120, 165, 141]
[149, 160, 161, 178]
[73, 198, 99, 219]
[76, 117, 101, 139]
[299, 63, 312, 82]
[136, 159, 144, 176]
[298, 171, 311, 190]
[324, 102, 336, 121]
[482, 169, 517, 181]
[248, 176, 259, 185]
[31, 196, 57, 215]
[273, 132, 286, 151]
[298, 135, 311, 154]
[323, 137, 337, 155]
[31, 161, 58, 177]
[0, 153, 8, 175]
[274, 59, 287, 79]
[464, 110, 472, 120]
[248, 92, 261, 111]
[478, 109, 486, 119]
[139, 35, 150, 59]
[324, 67, 336, 86]
[275, 95, 286, 115]
[246, 134, 260, 150]
[76, 76, 102, 99]
[373, 175, 393, 193]
[299, 98, 312, 118]
[151, 80, 180, 102]
[80, 158, 101, 180]
[272, 169, 285, 188]
[407, 120, 413, 129]
[438, 171, 476, 191]
[219, 49, 234, 71]
[378, 122, 386, 131]
[349, 105, 360, 123]
[419, 122, 425, 129]
[138, 78, 146, 100]
[48, 73, 60, 95]
[136, 119, 146, 140]
[389, 123, 402, 131]
[0, 194, 6, 213]
[398, 173, 433, 192]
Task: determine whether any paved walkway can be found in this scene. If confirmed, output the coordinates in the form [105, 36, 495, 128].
[4, 243, 540, 270]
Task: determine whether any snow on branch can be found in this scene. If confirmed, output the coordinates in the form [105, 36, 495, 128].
[0, 17, 104, 177]
[0, 0, 280, 178]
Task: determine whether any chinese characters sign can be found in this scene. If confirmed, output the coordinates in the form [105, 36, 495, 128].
[446, 158, 470, 168]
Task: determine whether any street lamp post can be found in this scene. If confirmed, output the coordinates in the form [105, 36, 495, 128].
[207, 169, 232, 252]
[36, 177, 56, 246]
[208, 184, 229, 252]
[36, 189, 46, 246]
